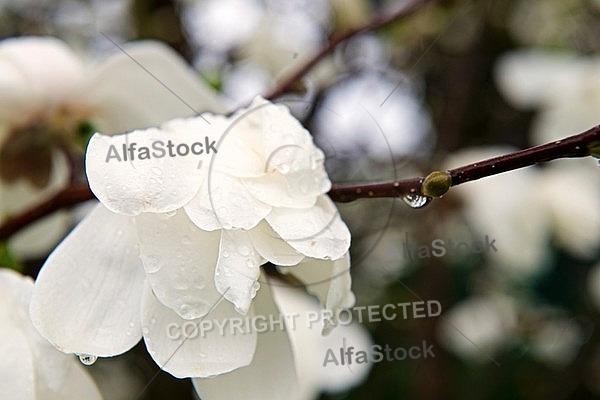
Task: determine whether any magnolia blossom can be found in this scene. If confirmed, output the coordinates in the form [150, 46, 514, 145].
[0, 36, 223, 258]
[30, 97, 356, 390]
[0, 269, 102, 399]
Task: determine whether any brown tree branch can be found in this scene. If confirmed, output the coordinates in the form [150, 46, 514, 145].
[264, 0, 438, 100]
[328, 125, 600, 202]
[0, 184, 93, 241]
[1, 126, 599, 240]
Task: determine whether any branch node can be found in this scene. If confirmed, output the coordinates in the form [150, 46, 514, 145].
[421, 170, 452, 198]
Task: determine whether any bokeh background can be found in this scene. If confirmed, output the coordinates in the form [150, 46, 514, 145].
[1, 0, 600, 399]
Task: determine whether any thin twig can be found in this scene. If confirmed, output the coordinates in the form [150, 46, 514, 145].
[0, 185, 93, 241]
[1, 126, 599, 240]
[264, 0, 437, 100]
[328, 126, 600, 202]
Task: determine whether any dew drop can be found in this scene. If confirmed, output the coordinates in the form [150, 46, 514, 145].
[238, 245, 251, 256]
[151, 167, 163, 176]
[194, 276, 207, 290]
[246, 259, 257, 269]
[77, 354, 97, 366]
[144, 256, 161, 273]
[402, 193, 432, 209]
[105, 184, 112, 191]
[222, 250, 230, 258]
[291, 160, 300, 172]
[142, 327, 149, 335]
[182, 235, 192, 245]
[278, 163, 290, 174]
[299, 180, 309, 194]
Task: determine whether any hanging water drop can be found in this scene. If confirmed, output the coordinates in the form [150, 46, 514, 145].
[402, 193, 432, 209]
[77, 354, 97, 366]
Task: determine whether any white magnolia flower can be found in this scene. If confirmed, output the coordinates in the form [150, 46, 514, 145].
[30, 97, 355, 385]
[0, 36, 224, 258]
[0, 268, 102, 399]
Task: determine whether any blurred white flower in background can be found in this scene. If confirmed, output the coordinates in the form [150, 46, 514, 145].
[444, 147, 551, 280]
[0, 36, 223, 258]
[437, 294, 517, 363]
[30, 97, 357, 394]
[444, 146, 600, 281]
[314, 72, 433, 163]
[494, 49, 600, 259]
[0, 268, 102, 399]
[529, 312, 584, 367]
[495, 49, 600, 145]
[181, 0, 332, 107]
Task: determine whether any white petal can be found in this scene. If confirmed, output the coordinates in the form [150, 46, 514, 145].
[241, 169, 328, 209]
[136, 209, 223, 320]
[0, 270, 102, 400]
[192, 282, 301, 399]
[141, 282, 257, 378]
[0, 311, 34, 400]
[30, 204, 145, 356]
[185, 171, 271, 230]
[283, 253, 355, 333]
[30, 335, 103, 400]
[0, 270, 35, 400]
[248, 221, 304, 266]
[86, 128, 207, 215]
[266, 195, 351, 260]
[87, 40, 225, 134]
[269, 278, 372, 394]
[216, 230, 263, 314]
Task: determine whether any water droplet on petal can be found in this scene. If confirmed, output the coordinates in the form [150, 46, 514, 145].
[179, 300, 210, 319]
[402, 193, 432, 209]
[182, 235, 192, 245]
[77, 354, 97, 366]
[144, 255, 161, 273]
[151, 167, 163, 176]
[291, 160, 300, 172]
[195, 276, 206, 290]
[238, 245, 251, 256]
[278, 163, 290, 174]
[222, 250, 230, 258]
[246, 259, 257, 269]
